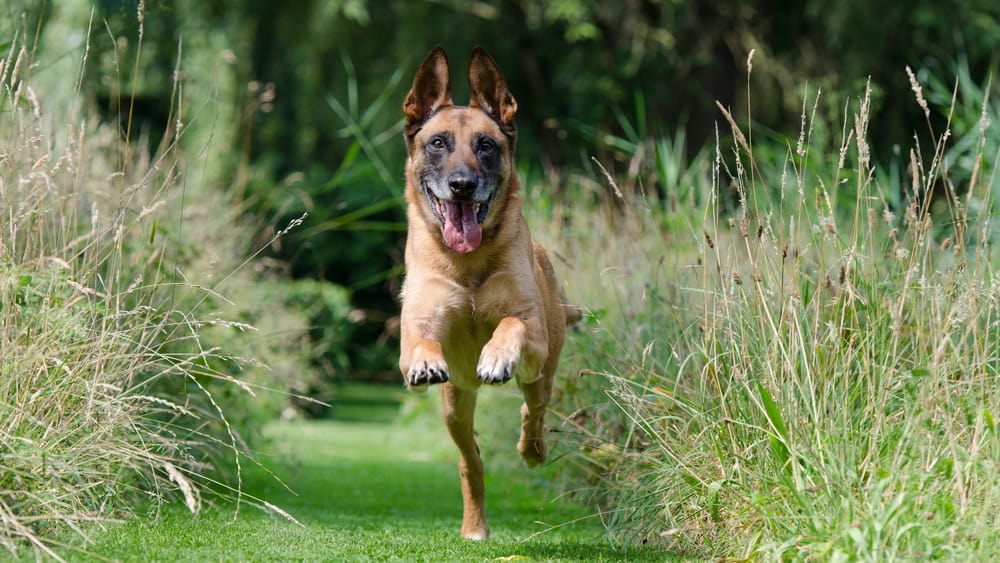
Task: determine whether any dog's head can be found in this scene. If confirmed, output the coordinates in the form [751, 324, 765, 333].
[402, 46, 518, 254]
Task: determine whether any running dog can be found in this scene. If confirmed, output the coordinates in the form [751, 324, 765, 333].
[398, 46, 579, 540]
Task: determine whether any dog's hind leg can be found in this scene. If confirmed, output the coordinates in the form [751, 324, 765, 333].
[516, 364, 555, 467]
[440, 382, 489, 540]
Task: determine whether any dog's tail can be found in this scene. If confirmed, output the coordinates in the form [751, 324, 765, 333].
[559, 285, 583, 326]
[563, 303, 583, 326]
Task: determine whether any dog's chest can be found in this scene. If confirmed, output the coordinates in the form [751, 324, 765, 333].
[438, 294, 504, 389]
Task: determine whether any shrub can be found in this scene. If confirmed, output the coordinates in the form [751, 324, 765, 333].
[0, 23, 311, 558]
[536, 63, 1000, 559]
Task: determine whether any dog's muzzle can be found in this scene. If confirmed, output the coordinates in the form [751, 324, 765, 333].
[424, 186, 493, 254]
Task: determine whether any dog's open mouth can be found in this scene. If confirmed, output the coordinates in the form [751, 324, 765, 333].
[425, 190, 491, 253]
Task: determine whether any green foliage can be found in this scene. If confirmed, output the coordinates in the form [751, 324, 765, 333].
[0, 18, 317, 557]
[10, 1, 1000, 558]
[40, 0, 1000, 385]
[522, 66, 1000, 559]
[924, 55, 1000, 223]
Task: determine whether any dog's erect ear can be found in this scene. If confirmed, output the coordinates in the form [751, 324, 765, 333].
[403, 47, 453, 136]
[468, 46, 517, 134]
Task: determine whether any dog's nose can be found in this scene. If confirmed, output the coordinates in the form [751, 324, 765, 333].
[448, 171, 479, 198]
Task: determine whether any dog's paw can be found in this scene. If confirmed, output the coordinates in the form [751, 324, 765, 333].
[406, 358, 450, 390]
[476, 347, 518, 385]
[518, 404, 547, 467]
[517, 435, 547, 467]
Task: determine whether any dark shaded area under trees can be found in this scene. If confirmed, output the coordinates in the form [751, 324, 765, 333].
[12, 0, 1000, 389]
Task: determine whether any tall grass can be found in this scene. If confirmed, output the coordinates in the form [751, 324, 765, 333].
[535, 62, 1000, 559]
[0, 21, 309, 559]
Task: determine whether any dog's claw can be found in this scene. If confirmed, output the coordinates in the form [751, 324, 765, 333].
[476, 357, 516, 385]
[431, 368, 449, 384]
[407, 362, 450, 389]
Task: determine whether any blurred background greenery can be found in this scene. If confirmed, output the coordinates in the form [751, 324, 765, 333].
[8, 0, 999, 396]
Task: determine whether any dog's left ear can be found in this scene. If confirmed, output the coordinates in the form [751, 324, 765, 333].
[468, 46, 517, 135]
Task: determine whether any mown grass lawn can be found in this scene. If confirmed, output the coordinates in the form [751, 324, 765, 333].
[62, 386, 673, 561]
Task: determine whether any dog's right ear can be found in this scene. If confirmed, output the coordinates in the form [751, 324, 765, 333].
[403, 47, 452, 137]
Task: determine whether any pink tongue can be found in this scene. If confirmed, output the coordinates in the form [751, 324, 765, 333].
[442, 201, 482, 253]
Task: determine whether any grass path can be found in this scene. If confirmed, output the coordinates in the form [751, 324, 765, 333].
[66, 387, 671, 561]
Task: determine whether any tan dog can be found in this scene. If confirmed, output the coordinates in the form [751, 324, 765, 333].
[398, 46, 578, 540]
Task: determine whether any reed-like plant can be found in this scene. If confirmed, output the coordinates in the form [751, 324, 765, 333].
[0, 17, 308, 559]
[538, 56, 1000, 559]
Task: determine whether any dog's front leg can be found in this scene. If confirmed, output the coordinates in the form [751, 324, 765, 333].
[399, 281, 455, 391]
[476, 316, 547, 384]
[400, 337, 449, 390]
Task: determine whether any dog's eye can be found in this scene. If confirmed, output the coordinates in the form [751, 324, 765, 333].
[478, 139, 496, 154]
[429, 137, 446, 151]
